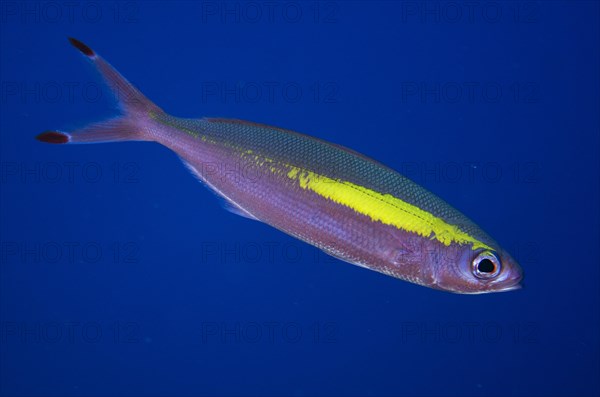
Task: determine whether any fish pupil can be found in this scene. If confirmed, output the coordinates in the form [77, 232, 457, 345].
[478, 259, 495, 273]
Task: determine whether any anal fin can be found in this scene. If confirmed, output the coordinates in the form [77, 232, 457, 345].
[179, 157, 259, 221]
[221, 201, 259, 221]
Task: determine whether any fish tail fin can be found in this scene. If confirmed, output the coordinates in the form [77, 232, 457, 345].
[36, 37, 162, 145]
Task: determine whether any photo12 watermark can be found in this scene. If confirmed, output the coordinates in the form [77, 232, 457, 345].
[199, 81, 340, 104]
[0, 80, 158, 107]
[397, 161, 542, 185]
[399, 321, 539, 344]
[198, 240, 338, 266]
[0, 321, 141, 344]
[399, 81, 541, 104]
[0, 161, 140, 185]
[0, 241, 140, 265]
[397, 1, 541, 24]
[0, 1, 140, 24]
[200, 321, 339, 344]
[198, 1, 339, 24]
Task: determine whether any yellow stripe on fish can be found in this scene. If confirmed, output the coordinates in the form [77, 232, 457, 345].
[284, 167, 492, 251]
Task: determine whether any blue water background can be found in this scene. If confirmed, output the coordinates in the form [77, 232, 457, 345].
[1, 1, 599, 396]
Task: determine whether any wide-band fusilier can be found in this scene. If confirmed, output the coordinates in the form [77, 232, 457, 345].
[37, 38, 524, 294]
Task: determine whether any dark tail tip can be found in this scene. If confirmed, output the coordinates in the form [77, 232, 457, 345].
[36, 131, 70, 144]
[68, 37, 95, 57]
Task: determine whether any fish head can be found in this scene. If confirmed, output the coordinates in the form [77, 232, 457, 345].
[431, 244, 524, 294]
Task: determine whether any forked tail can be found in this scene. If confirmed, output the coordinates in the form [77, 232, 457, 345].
[36, 38, 163, 144]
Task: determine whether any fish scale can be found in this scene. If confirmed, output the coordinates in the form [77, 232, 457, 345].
[169, 115, 494, 246]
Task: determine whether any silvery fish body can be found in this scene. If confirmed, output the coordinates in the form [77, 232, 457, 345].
[37, 38, 523, 294]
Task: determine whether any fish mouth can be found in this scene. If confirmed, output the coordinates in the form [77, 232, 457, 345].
[445, 283, 522, 295]
[484, 271, 524, 294]
[448, 283, 522, 295]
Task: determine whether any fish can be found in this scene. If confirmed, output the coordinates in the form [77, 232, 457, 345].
[36, 38, 523, 294]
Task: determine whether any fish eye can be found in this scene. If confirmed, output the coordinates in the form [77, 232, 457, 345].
[472, 250, 501, 279]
